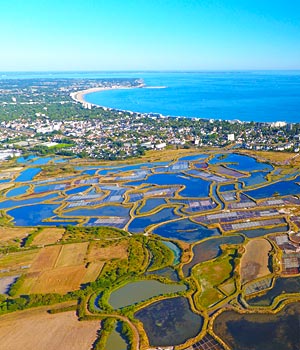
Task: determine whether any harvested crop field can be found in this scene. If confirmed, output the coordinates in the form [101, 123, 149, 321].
[55, 242, 88, 267]
[82, 261, 105, 283]
[32, 227, 65, 246]
[0, 308, 100, 350]
[0, 250, 38, 272]
[28, 265, 87, 294]
[29, 245, 61, 272]
[240, 238, 271, 283]
[87, 240, 128, 261]
[0, 227, 34, 246]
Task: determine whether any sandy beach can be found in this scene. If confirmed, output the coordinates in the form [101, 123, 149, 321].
[70, 84, 145, 105]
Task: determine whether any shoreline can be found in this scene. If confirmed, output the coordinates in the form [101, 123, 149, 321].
[70, 84, 145, 106]
[70, 84, 292, 125]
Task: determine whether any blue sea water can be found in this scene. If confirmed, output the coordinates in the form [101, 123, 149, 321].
[83, 71, 300, 122]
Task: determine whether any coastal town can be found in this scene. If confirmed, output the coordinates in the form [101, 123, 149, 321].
[0, 77, 300, 350]
[0, 78, 300, 161]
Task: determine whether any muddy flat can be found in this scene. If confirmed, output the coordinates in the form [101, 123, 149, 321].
[240, 238, 271, 283]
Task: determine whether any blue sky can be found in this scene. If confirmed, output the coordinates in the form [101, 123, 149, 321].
[1, 0, 299, 71]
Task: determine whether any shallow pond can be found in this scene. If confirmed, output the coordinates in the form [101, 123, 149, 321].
[53, 158, 69, 163]
[105, 322, 128, 350]
[63, 205, 131, 218]
[219, 184, 236, 192]
[7, 203, 59, 226]
[135, 297, 203, 347]
[241, 171, 269, 187]
[117, 162, 169, 173]
[128, 207, 178, 233]
[127, 173, 211, 197]
[6, 185, 30, 198]
[146, 267, 180, 282]
[182, 235, 244, 277]
[248, 276, 300, 306]
[109, 280, 186, 309]
[64, 185, 90, 195]
[213, 302, 300, 350]
[162, 241, 181, 265]
[34, 183, 68, 194]
[209, 153, 273, 172]
[245, 176, 300, 199]
[239, 225, 289, 238]
[14, 167, 41, 182]
[17, 155, 37, 163]
[0, 179, 11, 183]
[139, 198, 166, 214]
[0, 193, 59, 210]
[30, 157, 54, 165]
[153, 218, 220, 242]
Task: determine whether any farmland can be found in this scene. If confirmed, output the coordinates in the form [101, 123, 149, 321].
[0, 307, 100, 350]
[32, 227, 65, 246]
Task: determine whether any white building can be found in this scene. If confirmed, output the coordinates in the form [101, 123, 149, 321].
[155, 142, 166, 150]
[227, 133, 235, 141]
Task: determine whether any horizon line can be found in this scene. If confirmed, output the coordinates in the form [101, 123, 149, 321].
[1, 69, 300, 74]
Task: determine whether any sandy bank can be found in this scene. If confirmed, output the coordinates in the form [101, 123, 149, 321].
[70, 84, 145, 105]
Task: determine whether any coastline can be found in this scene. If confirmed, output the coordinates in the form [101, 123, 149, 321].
[69, 79, 296, 124]
[70, 84, 145, 106]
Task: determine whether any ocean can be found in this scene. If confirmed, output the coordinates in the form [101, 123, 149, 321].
[83, 71, 300, 123]
[1, 71, 300, 123]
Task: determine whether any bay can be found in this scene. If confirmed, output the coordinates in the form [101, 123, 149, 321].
[84, 71, 300, 122]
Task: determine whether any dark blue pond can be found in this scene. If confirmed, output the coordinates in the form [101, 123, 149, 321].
[14, 168, 41, 182]
[64, 186, 91, 195]
[241, 171, 269, 187]
[53, 158, 69, 163]
[0, 193, 59, 210]
[245, 177, 300, 199]
[127, 173, 210, 197]
[135, 297, 203, 347]
[219, 184, 236, 192]
[248, 276, 300, 306]
[153, 218, 220, 242]
[82, 169, 99, 175]
[209, 153, 273, 172]
[115, 162, 169, 173]
[34, 183, 68, 193]
[0, 179, 11, 183]
[213, 303, 300, 350]
[16, 155, 36, 163]
[128, 208, 178, 233]
[63, 205, 131, 217]
[30, 157, 54, 165]
[139, 198, 166, 214]
[7, 203, 59, 226]
[239, 225, 289, 238]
